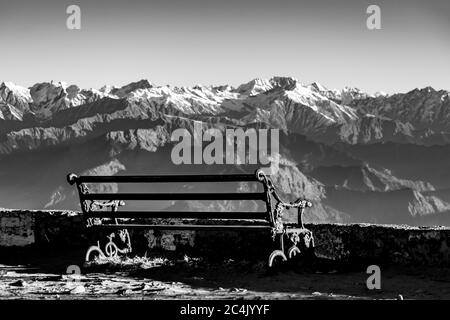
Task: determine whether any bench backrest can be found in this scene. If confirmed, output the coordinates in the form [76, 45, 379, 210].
[67, 169, 312, 231]
[67, 169, 280, 228]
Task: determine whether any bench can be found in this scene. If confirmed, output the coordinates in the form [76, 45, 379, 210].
[67, 169, 314, 267]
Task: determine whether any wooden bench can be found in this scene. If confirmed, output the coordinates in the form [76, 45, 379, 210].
[67, 169, 313, 267]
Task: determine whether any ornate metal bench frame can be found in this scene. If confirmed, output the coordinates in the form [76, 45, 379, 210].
[67, 169, 313, 267]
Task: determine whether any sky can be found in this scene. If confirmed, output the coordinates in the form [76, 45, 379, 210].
[0, 0, 449, 94]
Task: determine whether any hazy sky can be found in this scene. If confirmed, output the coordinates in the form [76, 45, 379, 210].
[0, 0, 448, 94]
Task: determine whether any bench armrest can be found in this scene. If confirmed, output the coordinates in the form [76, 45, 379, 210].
[256, 169, 312, 229]
[67, 173, 79, 185]
[273, 194, 312, 229]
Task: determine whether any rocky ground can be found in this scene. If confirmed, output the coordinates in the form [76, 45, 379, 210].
[1, 250, 450, 300]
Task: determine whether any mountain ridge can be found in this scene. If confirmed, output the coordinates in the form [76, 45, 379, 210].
[1, 77, 449, 226]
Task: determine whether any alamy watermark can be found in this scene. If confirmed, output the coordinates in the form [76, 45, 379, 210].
[366, 265, 381, 290]
[66, 264, 82, 283]
[366, 5, 381, 30]
[66, 5, 81, 30]
[65, 5, 380, 32]
[170, 121, 280, 175]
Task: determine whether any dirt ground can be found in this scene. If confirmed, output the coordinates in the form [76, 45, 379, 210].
[0, 249, 450, 300]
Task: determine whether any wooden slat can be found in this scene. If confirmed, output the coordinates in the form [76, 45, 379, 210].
[82, 192, 266, 201]
[75, 174, 258, 183]
[93, 224, 271, 231]
[86, 211, 267, 219]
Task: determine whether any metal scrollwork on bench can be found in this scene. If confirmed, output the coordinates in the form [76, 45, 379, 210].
[85, 200, 125, 227]
[257, 169, 314, 268]
[84, 199, 131, 261]
[85, 229, 132, 262]
[67, 173, 131, 262]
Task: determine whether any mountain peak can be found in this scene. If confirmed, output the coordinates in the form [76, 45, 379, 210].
[408, 86, 438, 94]
[1, 81, 31, 96]
[0, 81, 32, 114]
[234, 76, 300, 96]
[112, 79, 153, 97]
[99, 79, 153, 98]
[269, 76, 299, 90]
[374, 91, 388, 97]
[234, 78, 273, 96]
[308, 81, 328, 92]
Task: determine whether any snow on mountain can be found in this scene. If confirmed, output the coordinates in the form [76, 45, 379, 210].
[374, 91, 388, 98]
[0, 82, 32, 120]
[0, 82, 31, 107]
[1, 77, 448, 147]
[1, 77, 450, 225]
[234, 78, 274, 96]
[350, 87, 450, 131]
[0, 77, 376, 130]
[0, 103, 24, 121]
[340, 87, 374, 105]
[305, 82, 374, 106]
[28, 81, 114, 119]
[2, 77, 449, 148]
[307, 82, 328, 93]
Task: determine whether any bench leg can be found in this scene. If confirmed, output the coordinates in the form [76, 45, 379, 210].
[286, 229, 315, 261]
[268, 250, 287, 267]
[287, 245, 301, 259]
[85, 229, 132, 262]
[268, 233, 287, 267]
[85, 241, 106, 261]
[268, 230, 315, 267]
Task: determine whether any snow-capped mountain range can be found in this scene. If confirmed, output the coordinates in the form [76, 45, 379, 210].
[1, 77, 450, 226]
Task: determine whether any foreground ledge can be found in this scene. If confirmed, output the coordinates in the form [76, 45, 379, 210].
[1, 210, 449, 266]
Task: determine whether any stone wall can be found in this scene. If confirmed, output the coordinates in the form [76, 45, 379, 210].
[309, 223, 450, 267]
[1, 210, 449, 266]
[0, 211, 35, 246]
